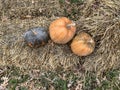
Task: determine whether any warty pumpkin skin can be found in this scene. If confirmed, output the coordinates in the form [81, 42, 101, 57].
[49, 17, 76, 44]
[71, 32, 95, 56]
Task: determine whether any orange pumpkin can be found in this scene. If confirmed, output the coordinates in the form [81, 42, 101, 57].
[71, 32, 95, 56]
[49, 17, 76, 44]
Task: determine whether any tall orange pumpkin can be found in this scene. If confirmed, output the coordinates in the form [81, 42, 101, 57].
[71, 32, 95, 56]
[49, 17, 76, 44]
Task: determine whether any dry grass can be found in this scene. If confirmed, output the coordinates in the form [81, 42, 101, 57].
[0, 0, 64, 19]
[80, 0, 120, 75]
[0, 0, 120, 89]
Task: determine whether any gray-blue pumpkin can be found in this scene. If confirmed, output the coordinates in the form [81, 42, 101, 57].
[23, 27, 49, 47]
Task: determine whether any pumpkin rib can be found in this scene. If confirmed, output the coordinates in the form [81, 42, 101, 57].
[71, 41, 93, 56]
[49, 26, 68, 44]
[58, 20, 76, 44]
[59, 23, 76, 44]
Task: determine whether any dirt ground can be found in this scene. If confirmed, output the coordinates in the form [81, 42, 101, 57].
[0, 0, 120, 89]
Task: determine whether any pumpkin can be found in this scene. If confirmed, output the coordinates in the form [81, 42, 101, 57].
[23, 27, 49, 47]
[70, 32, 95, 56]
[49, 17, 76, 44]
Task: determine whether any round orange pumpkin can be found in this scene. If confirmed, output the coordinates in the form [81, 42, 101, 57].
[71, 32, 95, 56]
[49, 17, 76, 44]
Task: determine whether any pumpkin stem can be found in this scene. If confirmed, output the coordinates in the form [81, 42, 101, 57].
[67, 22, 76, 29]
[32, 30, 37, 35]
